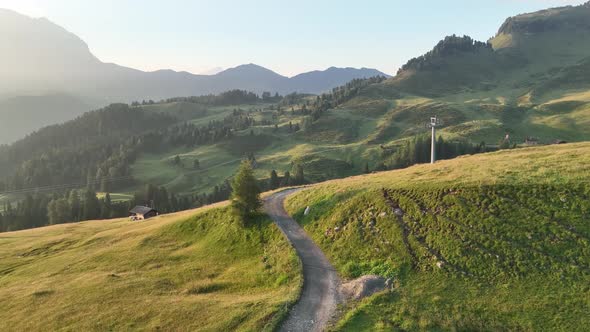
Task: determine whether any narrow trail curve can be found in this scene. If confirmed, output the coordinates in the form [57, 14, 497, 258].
[264, 189, 341, 332]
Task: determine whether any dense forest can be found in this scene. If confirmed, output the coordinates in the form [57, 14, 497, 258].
[0, 185, 194, 232]
[147, 89, 281, 106]
[0, 104, 176, 175]
[378, 135, 495, 171]
[0, 105, 260, 193]
[398, 35, 493, 74]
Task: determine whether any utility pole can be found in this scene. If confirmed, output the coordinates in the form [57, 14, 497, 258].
[427, 116, 440, 164]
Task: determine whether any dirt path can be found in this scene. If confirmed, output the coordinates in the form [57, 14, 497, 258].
[264, 189, 341, 332]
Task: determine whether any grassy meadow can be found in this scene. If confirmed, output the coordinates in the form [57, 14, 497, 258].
[285, 142, 590, 331]
[119, 75, 590, 201]
[0, 203, 302, 331]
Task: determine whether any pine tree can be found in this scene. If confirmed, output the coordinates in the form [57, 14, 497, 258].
[293, 164, 305, 185]
[82, 189, 100, 220]
[269, 170, 280, 189]
[364, 162, 370, 174]
[100, 193, 112, 218]
[68, 190, 81, 222]
[230, 160, 261, 222]
[282, 171, 291, 186]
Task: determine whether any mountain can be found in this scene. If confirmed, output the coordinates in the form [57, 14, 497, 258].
[0, 9, 387, 143]
[0, 94, 94, 144]
[0, 9, 387, 100]
[381, 2, 590, 99]
[287, 67, 386, 93]
[338, 2, 590, 145]
[6, 2, 590, 200]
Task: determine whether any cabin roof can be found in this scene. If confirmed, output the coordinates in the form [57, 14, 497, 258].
[129, 206, 157, 215]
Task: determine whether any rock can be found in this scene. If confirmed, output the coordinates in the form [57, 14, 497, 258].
[394, 208, 404, 217]
[340, 275, 388, 300]
[436, 261, 445, 269]
[304, 206, 311, 216]
[379, 212, 387, 217]
[334, 226, 341, 232]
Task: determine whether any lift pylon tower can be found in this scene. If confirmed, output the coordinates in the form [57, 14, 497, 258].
[427, 116, 441, 164]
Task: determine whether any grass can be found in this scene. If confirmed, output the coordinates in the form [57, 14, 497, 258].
[123, 105, 380, 198]
[0, 203, 302, 331]
[284, 143, 590, 331]
[112, 46, 590, 199]
[96, 192, 134, 202]
[91, 12, 590, 203]
[123, 89, 590, 198]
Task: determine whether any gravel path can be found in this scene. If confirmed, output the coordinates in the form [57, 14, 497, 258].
[264, 189, 341, 332]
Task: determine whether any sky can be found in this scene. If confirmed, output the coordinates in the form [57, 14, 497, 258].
[0, 0, 587, 76]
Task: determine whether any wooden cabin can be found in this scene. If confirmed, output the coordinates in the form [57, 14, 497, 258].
[129, 206, 158, 220]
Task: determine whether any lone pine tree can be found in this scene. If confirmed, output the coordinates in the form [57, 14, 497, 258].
[231, 160, 261, 221]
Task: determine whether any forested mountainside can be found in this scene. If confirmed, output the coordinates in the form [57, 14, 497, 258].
[5, 3, 590, 232]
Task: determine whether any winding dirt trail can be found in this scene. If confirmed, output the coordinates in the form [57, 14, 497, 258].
[264, 189, 341, 332]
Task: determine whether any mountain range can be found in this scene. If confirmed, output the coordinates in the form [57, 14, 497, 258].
[0, 9, 388, 100]
[0, 8, 387, 143]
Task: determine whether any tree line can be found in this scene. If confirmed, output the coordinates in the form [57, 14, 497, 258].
[0, 184, 197, 232]
[141, 89, 282, 107]
[398, 35, 493, 74]
[306, 76, 388, 120]
[377, 135, 494, 170]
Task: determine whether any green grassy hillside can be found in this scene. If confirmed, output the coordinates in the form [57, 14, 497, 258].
[5, 3, 590, 233]
[126, 103, 379, 197]
[0, 203, 301, 331]
[124, 4, 590, 200]
[285, 143, 590, 331]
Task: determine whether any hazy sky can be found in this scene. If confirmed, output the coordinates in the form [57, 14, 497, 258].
[0, 0, 586, 76]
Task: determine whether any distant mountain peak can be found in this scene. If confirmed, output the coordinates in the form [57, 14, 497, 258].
[215, 64, 287, 79]
[1, 9, 392, 105]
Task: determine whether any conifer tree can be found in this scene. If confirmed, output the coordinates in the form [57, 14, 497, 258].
[293, 164, 305, 185]
[230, 160, 261, 221]
[269, 170, 280, 190]
[82, 189, 100, 220]
[282, 171, 291, 186]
